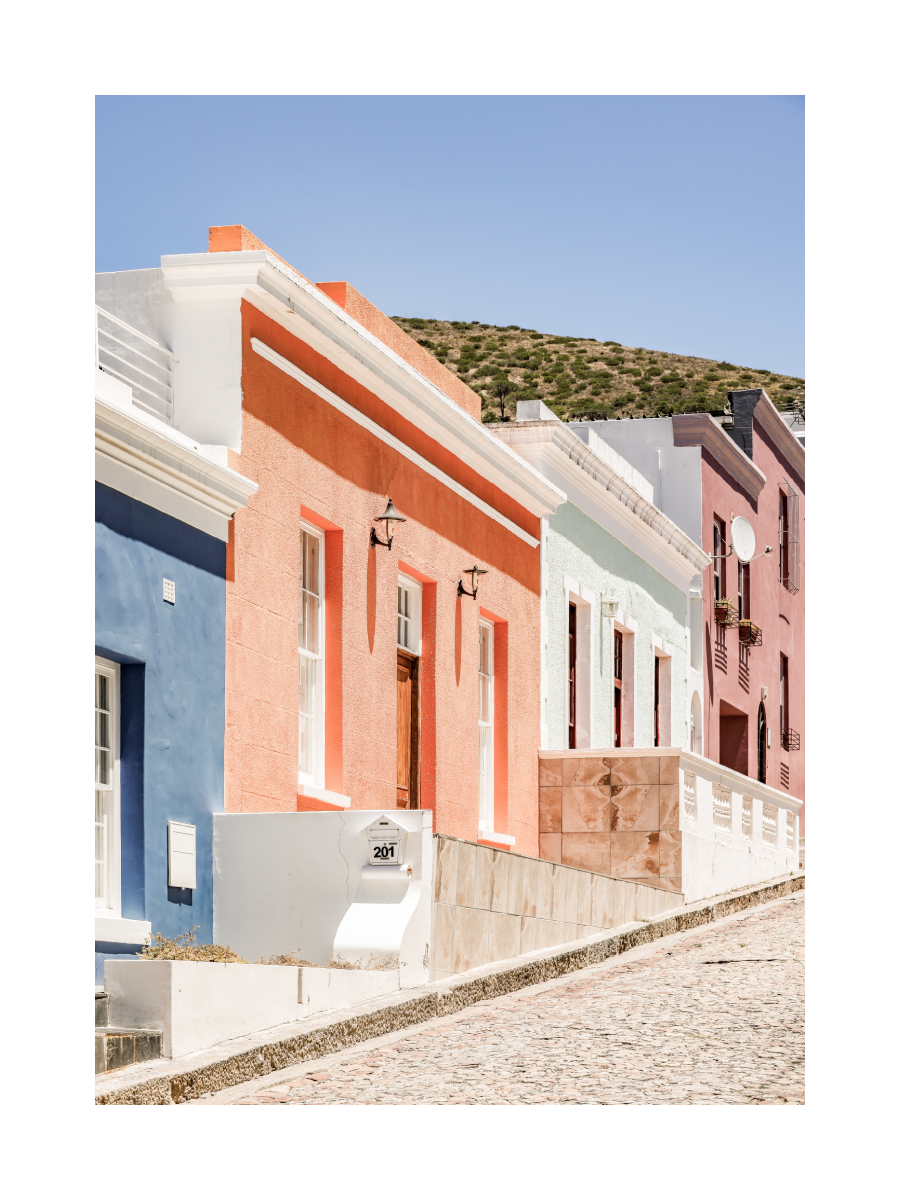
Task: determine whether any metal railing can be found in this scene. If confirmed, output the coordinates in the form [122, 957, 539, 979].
[95, 305, 174, 426]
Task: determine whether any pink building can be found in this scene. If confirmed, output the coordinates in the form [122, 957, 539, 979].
[572, 392, 805, 831]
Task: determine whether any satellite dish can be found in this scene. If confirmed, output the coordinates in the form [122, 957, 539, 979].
[731, 516, 756, 563]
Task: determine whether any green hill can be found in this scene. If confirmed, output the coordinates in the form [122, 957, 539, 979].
[391, 316, 805, 424]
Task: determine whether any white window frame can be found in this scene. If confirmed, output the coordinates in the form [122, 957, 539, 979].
[612, 618, 636, 748]
[298, 520, 326, 789]
[95, 656, 121, 918]
[397, 573, 422, 657]
[652, 636, 673, 748]
[478, 618, 494, 833]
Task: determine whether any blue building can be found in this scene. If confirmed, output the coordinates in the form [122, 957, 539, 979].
[94, 309, 256, 983]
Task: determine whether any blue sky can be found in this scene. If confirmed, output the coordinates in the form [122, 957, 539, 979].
[96, 96, 804, 377]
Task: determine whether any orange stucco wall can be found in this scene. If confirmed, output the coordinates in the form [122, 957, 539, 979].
[224, 299, 542, 854]
[316, 281, 483, 421]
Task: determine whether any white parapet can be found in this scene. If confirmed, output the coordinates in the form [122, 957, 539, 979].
[677, 750, 802, 902]
[213, 809, 434, 989]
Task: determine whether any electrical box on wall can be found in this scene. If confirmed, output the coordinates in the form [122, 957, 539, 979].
[168, 821, 196, 889]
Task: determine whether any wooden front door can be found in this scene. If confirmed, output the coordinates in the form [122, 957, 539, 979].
[397, 651, 419, 809]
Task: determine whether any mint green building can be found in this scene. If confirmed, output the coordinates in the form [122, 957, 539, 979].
[493, 405, 709, 754]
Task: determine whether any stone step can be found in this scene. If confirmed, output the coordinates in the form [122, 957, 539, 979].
[95, 1027, 163, 1075]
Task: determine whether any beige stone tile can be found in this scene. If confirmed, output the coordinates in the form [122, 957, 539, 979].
[488, 849, 509, 913]
[456, 905, 490, 972]
[563, 922, 578, 943]
[590, 873, 609, 929]
[602, 878, 628, 929]
[576, 869, 592, 926]
[535, 859, 553, 919]
[610, 831, 660, 878]
[621, 886, 637, 925]
[432, 903, 459, 974]
[521, 857, 538, 918]
[550, 862, 567, 922]
[544, 920, 564, 949]
[609, 784, 659, 833]
[506, 854, 525, 916]
[563, 867, 580, 925]
[576, 925, 593, 940]
[455, 839, 476, 908]
[659, 784, 679, 831]
[519, 915, 540, 955]
[488, 910, 521, 962]
[561, 786, 610, 832]
[431, 968, 454, 981]
[560, 832, 610, 875]
[659, 831, 682, 877]
[563, 756, 612, 788]
[654, 877, 683, 894]
[473, 844, 494, 910]
[434, 837, 458, 905]
[659, 754, 680, 785]
[539, 833, 561, 864]
[539, 787, 562, 833]
[539, 757, 563, 787]
[610, 756, 659, 787]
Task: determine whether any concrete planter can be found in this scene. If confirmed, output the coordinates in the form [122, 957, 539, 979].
[105, 960, 400, 1058]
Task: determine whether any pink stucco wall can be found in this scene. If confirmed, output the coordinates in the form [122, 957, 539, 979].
[223, 297, 542, 855]
[700, 418, 805, 827]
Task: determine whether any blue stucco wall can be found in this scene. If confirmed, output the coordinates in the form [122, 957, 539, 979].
[95, 482, 227, 976]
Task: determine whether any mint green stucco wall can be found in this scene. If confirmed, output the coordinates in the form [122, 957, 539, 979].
[544, 501, 688, 751]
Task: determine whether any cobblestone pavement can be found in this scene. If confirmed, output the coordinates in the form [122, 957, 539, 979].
[195, 894, 804, 1106]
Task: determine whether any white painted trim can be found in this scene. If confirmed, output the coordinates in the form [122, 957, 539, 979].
[477, 832, 516, 848]
[493, 423, 709, 585]
[298, 520, 326, 790]
[95, 915, 151, 945]
[95, 657, 121, 921]
[397, 573, 423, 657]
[95, 396, 257, 542]
[297, 785, 353, 809]
[251, 338, 541, 549]
[160, 251, 565, 518]
[565, 581, 594, 750]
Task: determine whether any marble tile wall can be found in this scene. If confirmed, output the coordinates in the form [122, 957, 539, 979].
[539, 754, 683, 895]
[430, 833, 683, 981]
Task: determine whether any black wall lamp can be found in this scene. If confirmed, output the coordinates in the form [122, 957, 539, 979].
[458, 564, 488, 599]
[370, 498, 406, 549]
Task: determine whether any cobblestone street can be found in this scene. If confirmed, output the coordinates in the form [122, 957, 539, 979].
[195, 893, 804, 1106]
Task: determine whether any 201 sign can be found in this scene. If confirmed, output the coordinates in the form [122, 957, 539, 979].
[371, 843, 397, 860]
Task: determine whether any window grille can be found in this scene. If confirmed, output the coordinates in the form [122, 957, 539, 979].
[779, 482, 800, 595]
[398, 585, 412, 650]
[95, 661, 118, 912]
[713, 783, 732, 831]
[299, 528, 323, 783]
[762, 803, 778, 846]
[478, 622, 494, 830]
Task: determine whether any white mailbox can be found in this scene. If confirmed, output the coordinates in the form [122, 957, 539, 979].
[365, 816, 406, 866]
[168, 821, 197, 889]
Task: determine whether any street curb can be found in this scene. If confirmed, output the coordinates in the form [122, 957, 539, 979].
[96, 871, 804, 1104]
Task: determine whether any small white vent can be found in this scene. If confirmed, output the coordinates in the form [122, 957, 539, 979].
[163, 578, 176, 605]
[713, 783, 732, 831]
[762, 803, 778, 846]
[683, 771, 697, 821]
[742, 795, 753, 840]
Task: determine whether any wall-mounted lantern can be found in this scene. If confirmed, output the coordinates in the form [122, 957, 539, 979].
[370, 498, 406, 549]
[458, 564, 488, 599]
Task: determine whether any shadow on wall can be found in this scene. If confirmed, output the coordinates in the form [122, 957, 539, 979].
[454, 592, 462, 686]
[367, 542, 377, 654]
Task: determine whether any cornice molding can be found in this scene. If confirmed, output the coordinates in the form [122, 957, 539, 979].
[671, 413, 767, 499]
[160, 251, 565, 521]
[95, 396, 258, 533]
[752, 389, 805, 482]
[492, 422, 710, 576]
[250, 339, 542, 549]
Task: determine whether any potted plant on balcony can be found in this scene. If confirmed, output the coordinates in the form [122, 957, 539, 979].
[714, 597, 736, 627]
[738, 619, 762, 646]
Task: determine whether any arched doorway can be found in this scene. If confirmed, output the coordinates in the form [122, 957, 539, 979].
[757, 702, 767, 783]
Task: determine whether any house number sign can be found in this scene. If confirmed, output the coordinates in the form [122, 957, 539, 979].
[367, 818, 404, 866]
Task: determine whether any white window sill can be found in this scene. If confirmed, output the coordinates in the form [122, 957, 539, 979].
[297, 783, 353, 809]
[95, 915, 151, 945]
[477, 830, 516, 848]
